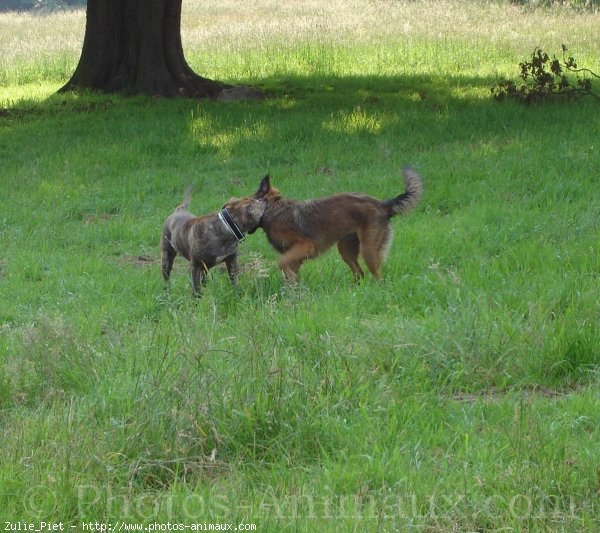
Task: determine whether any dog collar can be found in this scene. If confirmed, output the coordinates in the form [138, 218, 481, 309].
[218, 208, 245, 241]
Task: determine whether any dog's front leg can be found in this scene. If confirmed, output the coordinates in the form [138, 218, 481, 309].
[191, 262, 208, 297]
[279, 240, 316, 282]
[224, 253, 239, 287]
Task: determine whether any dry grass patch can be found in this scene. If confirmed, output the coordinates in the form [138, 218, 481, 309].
[116, 254, 156, 268]
[180, 0, 600, 64]
[0, 10, 84, 59]
[181, 0, 600, 48]
[2, 1, 600, 88]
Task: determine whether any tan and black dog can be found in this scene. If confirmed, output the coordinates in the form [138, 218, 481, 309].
[161, 189, 265, 295]
[252, 167, 423, 281]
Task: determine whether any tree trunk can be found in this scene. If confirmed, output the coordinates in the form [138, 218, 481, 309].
[60, 0, 228, 98]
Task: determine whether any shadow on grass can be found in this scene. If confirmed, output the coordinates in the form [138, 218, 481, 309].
[0, 71, 595, 210]
[2, 72, 590, 155]
[0, 72, 537, 137]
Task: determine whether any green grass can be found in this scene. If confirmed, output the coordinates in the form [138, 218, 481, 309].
[1, 1, 600, 531]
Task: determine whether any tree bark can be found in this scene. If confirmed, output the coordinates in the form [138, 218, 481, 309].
[60, 0, 228, 98]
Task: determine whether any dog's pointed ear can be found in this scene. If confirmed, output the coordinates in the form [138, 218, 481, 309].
[254, 175, 271, 199]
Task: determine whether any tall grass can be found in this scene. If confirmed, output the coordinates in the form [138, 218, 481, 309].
[1, 1, 600, 531]
[2, 0, 600, 88]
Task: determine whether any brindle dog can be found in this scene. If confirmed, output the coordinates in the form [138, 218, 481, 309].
[161, 189, 265, 295]
[251, 166, 423, 281]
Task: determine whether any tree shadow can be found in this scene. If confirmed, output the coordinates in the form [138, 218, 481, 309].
[2, 71, 596, 210]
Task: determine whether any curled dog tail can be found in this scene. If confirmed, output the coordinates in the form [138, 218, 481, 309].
[385, 166, 423, 217]
[176, 186, 193, 211]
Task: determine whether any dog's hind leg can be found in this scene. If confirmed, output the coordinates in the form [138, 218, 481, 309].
[191, 261, 208, 296]
[161, 234, 177, 283]
[225, 253, 239, 287]
[358, 224, 391, 280]
[360, 245, 382, 279]
[337, 233, 364, 281]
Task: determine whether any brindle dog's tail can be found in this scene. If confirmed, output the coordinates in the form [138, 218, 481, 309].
[176, 187, 193, 211]
[384, 166, 423, 217]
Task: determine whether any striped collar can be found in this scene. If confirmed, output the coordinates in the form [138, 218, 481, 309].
[218, 208, 245, 241]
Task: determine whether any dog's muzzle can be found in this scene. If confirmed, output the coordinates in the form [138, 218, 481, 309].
[247, 223, 260, 235]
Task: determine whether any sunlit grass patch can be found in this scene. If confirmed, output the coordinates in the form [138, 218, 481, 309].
[322, 106, 383, 135]
[189, 109, 269, 159]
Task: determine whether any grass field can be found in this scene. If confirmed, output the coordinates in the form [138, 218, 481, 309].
[1, 1, 600, 530]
